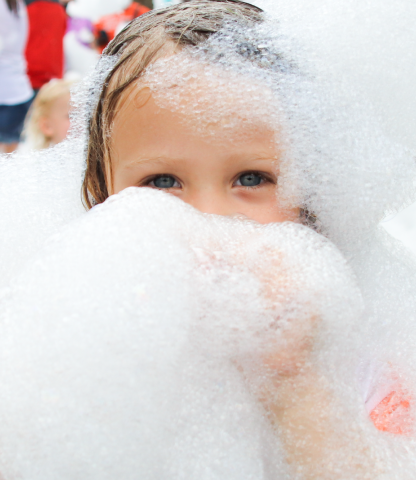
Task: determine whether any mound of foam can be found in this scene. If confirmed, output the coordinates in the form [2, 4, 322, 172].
[0, 188, 362, 479]
[0, 141, 84, 289]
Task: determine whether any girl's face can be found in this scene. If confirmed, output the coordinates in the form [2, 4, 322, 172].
[109, 91, 297, 224]
[39, 92, 71, 147]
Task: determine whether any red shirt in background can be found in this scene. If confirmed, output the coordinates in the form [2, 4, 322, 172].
[25, 0, 67, 90]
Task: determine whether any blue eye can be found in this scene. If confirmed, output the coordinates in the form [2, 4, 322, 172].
[237, 173, 263, 187]
[151, 175, 178, 189]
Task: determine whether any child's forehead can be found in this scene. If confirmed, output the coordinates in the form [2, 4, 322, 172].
[134, 52, 282, 141]
[114, 86, 280, 154]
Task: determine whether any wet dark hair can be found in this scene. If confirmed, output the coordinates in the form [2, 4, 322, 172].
[300, 207, 321, 232]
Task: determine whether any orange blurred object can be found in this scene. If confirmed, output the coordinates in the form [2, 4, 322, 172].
[93, 2, 150, 53]
[370, 385, 413, 435]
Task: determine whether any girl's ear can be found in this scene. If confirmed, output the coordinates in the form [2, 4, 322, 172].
[38, 116, 54, 139]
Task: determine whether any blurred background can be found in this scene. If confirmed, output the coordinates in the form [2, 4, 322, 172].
[0, 0, 180, 156]
[0, 0, 415, 256]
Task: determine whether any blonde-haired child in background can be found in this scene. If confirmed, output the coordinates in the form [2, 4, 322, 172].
[25, 79, 73, 150]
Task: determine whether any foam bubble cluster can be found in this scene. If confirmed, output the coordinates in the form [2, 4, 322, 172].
[0, 188, 361, 479]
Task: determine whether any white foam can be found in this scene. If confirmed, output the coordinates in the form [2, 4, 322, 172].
[0, 188, 359, 479]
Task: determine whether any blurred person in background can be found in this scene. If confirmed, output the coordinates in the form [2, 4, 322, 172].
[0, 0, 34, 153]
[25, 79, 73, 150]
[93, 0, 151, 53]
[24, 0, 67, 93]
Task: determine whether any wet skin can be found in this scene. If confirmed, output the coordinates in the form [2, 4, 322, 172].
[109, 91, 298, 224]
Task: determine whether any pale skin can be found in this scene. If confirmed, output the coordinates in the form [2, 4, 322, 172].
[110, 90, 296, 224]
[39, 92, 71, 147]
[108, 88, 382, 479]
[0, 142, 18, 154]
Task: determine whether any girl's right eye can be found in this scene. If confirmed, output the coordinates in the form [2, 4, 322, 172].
[148, 175, 180, 189]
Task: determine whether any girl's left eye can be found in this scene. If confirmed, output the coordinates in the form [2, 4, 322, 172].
[235, 172, 264, 187]
[149, 175, 180, 189]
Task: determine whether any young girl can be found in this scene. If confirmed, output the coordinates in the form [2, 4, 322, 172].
[0, 1, 415, 478]
[25, 79, 72, 150]
[79, 0, 415, 477]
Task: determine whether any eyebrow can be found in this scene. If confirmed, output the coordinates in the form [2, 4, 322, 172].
[124, 157, 185, 168]
[126, 155, 277, 168]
